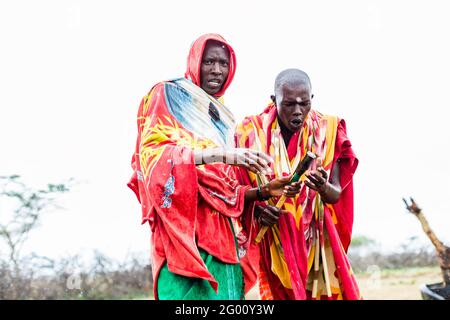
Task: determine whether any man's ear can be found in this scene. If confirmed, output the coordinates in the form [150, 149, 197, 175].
[270, 95, 276, 104]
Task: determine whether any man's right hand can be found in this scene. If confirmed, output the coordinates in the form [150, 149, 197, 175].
[255, 205, 284, 226]
[226, 148, 273, 175]
[266, 175, 301, 198]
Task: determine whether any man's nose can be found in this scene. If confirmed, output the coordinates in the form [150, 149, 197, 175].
[293, 104, 303, 116]
[211, 62, 222, 74]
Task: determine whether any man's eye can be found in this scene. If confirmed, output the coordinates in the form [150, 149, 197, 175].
[203, 60, 212, 65]
[221, 61, 229, 67]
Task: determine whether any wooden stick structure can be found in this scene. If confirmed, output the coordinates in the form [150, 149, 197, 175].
[312, 229, 320, 298]
[321, 240, 332, 297]
[403, 197, 450, 286]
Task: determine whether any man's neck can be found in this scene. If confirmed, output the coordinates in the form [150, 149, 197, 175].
[277, 116, 295, 147]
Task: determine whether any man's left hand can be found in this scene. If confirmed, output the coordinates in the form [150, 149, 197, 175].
[305, 166, 329, 193]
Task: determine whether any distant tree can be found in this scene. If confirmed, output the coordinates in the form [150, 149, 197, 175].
[351, 235, 376, 248]
[0, 175, 73, 273]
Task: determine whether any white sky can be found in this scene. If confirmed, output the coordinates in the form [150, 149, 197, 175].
[1, 0, 449, 262]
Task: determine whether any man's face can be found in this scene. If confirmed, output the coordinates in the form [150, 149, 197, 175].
[200, 41, 230, 95]
[275, 82, 312, 133]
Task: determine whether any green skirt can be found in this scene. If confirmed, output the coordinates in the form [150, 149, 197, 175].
[157, 248, 244, 300]
[157, 220, 244, 300]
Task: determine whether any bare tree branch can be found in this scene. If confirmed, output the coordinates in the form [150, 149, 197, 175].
[403, 197, 450, 286]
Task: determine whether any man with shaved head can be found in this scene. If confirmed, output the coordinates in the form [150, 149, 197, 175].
[235, 68, 361, 300]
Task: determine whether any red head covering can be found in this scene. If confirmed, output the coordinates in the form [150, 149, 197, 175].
[184, 33, 237, 97]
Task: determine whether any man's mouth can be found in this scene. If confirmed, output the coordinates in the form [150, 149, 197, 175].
[290, 118, 303, 128]
[207, 79, 222, 89]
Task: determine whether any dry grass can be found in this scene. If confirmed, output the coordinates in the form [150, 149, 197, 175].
[356, 266, 442, 300]
[244, 267, 443, 300]
[1, 248, 444, 300]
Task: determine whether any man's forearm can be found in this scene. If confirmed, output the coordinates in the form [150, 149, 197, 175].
[319, 182, 341, 204]
[244, 184, 270, 203]
[193, 148, 225, 165]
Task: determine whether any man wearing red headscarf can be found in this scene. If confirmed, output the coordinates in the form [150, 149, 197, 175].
[128, 34, 300, 300]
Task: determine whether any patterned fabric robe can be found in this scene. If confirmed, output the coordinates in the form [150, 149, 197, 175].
[235, 103, 361, 300]
[128, 34, 251, 299]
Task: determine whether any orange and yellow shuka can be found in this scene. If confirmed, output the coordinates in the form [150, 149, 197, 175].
[128, 34, 251, 299]
[235, 103, 361, 300]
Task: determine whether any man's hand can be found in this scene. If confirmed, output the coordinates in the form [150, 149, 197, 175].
[305, 166, 329, 194]
[265, 175, 302, 198]
[304, 158, 342, 204]
[225, 148, 273, 175]
[255, 205, 285, 226]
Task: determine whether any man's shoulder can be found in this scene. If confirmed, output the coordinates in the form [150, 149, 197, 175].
[144, 78, 185, 95]
[239, 114, 259, 123]
[237, 103, 274, 127]
[236, 114, 262, 130]
[311, 109, 347, 126]
[311, 110, 352, 138]
[142, 81, 164, 99]
[311, 109, 338, 120]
